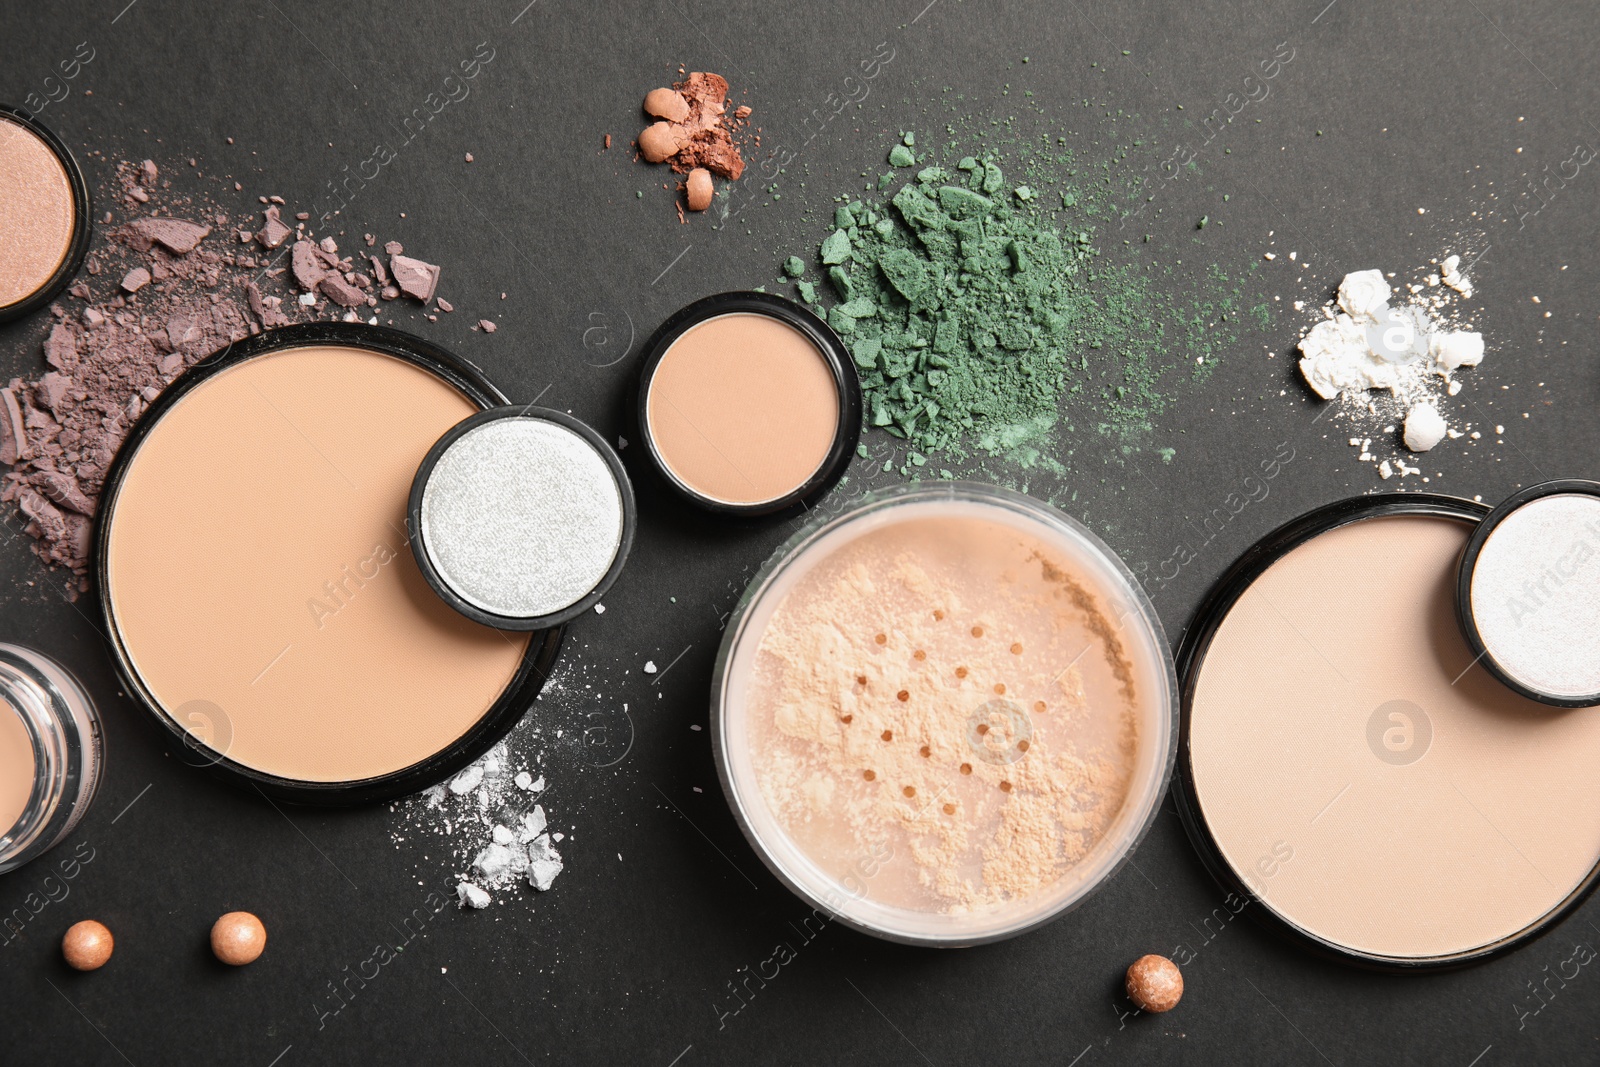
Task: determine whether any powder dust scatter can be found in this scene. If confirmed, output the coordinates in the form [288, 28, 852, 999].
[389, 650, 638, 912]
[0, 153, 489, 592]
[774, 98, 1271, 475]
[1282, 252, 1490, 481]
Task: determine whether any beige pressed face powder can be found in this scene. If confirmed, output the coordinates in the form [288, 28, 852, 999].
[0, 113, 78, 312]
[1188, 512, 1600, 962]
[645, 311, 841, 506]
[105, 344, 532, 784]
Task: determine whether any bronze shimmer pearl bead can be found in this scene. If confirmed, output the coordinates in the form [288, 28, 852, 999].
[1125, 954, 1183, 1013]
[211, 911, 267, 966]
[61, 920, 114, 971]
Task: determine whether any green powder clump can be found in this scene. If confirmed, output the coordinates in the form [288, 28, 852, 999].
[786, 142, 1176, 458]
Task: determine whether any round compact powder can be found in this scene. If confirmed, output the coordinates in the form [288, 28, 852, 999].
[417, 413, 626, 621]
[716, 486, 1176, 945]
[0, 112, 79, 313]
[646, 311, 841, 506]
[0, 701, 35, 837]
[104, 343, 534, 787]
[1466, 490, 1600, 704]
[1186, 509, 1600, 964]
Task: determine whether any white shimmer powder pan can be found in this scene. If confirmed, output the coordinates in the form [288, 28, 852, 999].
[409, 407, 635, 630]
[1459, 480, 1600, 707]
[1178, 496, 1600, 970]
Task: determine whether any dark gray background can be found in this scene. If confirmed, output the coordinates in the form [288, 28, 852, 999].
[2, 0, 1596, 1063]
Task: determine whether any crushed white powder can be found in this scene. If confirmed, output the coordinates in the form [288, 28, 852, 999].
[1295, 261, 1487, 476]
[1403, 403, 1448, 452]
[394, 737, 563, 910]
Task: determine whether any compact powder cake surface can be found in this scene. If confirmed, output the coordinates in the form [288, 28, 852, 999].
[646, 312, 839, 505]
[0, 114, 76, 310]
[742, 512, 1142, 917]
[1188, 514, 1600, 961]
[105, 344, 532, 783]
[0, 702, 34, 834]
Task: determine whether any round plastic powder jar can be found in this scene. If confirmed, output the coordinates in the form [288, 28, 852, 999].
[712, 483, 1176, 945]
[0, 643, 103, 875]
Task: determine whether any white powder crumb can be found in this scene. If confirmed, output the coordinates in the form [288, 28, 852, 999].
[1264, 252, 1276, 260]
[1426, 273, 1440, 286]
[527, 835, 564, 891]
[449, 765, 484, 795]
[1496, 424, 1505, 434]
[457, 882, 491, 909]
[552, 832, 564, 842]
[297, 292, 316, 306]
[1349, 438, 1362, 447]
[474, 842, 515, 880]
[514, 771, 533, 790]
[644, 660, 658, 673]
[1379, 460, 1394, 479]
[1448, 380, 1462, 395]
[1472, 431, 1482, 439]
[521, 806, 547, 841]
[492, 824, 514, 845]
[594, 603, 606, 614]
[1440, 254, 1473, 297]
[1293, 300, 1305, 311]
[1404, 404, 1448, 452]
[530, 776, 545, 792]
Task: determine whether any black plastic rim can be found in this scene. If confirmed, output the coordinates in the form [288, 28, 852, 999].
[633, 291, 862, 519]
[408, 405, 637, 631]
[0, 104, 92, 325]
[1172, 493, 1600, 971]
[94, 323, 563, 806]
[1457, 479, 1600, 708]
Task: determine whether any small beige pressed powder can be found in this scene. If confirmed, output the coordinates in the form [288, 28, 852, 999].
[639, 294, 859, 515]
[0, 110, 85, 318]
[104, 342, 535, 788]
[1185, 506, 1600, 964]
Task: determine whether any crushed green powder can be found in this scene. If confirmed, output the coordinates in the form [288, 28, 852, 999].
[784, 136, 1216, 459]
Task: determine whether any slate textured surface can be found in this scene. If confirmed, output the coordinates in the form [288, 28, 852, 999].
[2, 1, 1597, 1063]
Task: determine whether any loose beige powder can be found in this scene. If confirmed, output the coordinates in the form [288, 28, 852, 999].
[0, 115, 76, 310]
[1190, 514, 1600, 961]
[746, 515, 1139, 914]
[0, 702, 35, 836]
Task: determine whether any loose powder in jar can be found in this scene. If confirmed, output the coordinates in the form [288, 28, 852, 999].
[0, 114, 77, 311]
[745, 515, 1139, 913]
[0, 702, 35, 835]
[646, 312, 840, 506]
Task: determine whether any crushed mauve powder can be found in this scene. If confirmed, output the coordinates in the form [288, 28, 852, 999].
[0, 157, 476, 590]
